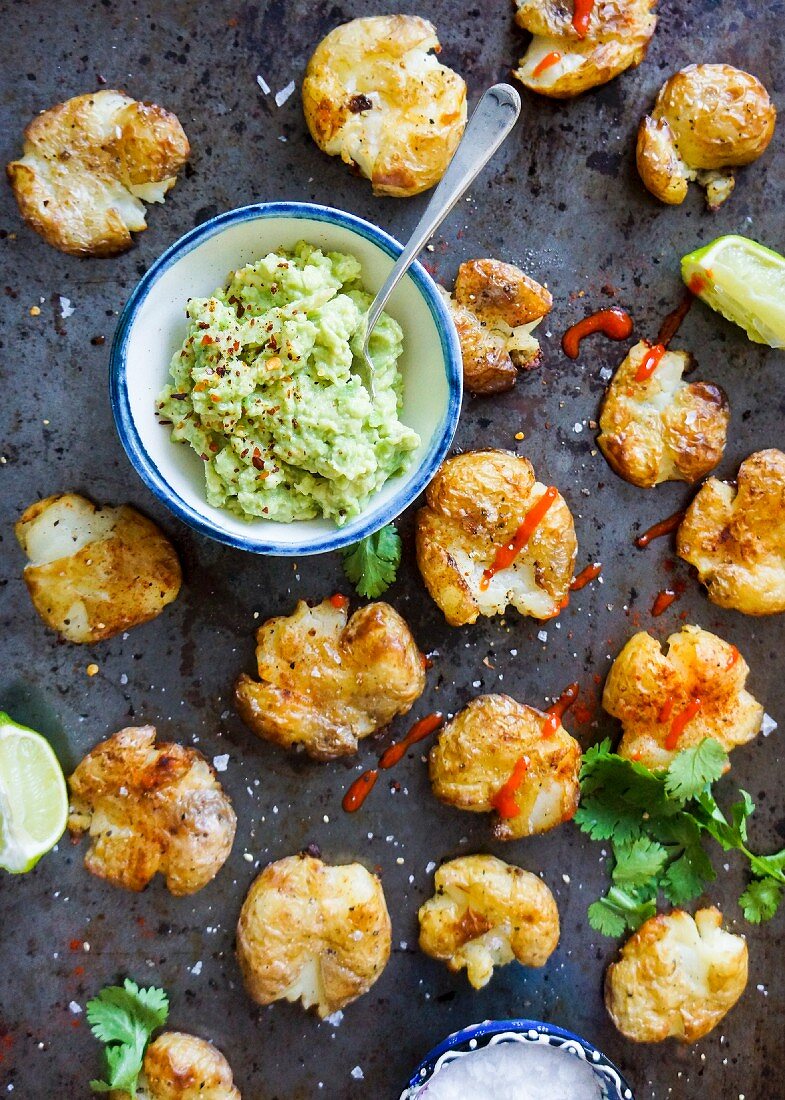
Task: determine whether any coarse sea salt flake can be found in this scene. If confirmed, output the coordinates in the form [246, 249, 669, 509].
[350, 1067, 364, 1081]
[275, 80, 296, 107]
[762, 713, 778, 737]
[213, 754, 229, 772]
[256, 74, 271, 95]
[59, 296, 74, 318]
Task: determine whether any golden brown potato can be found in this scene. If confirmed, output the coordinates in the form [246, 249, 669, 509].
[237, 854, 391, 1018]
[415, 450, 576, 626]
[302, 16, 466, 197]
[637, 65, 776, 209]
[513, 0, 658, 99]
[7, 90, 189, 255]
[68, 726, 236, 895]
[15, 492, 181, 644]
[235, 597, 425, 760]
[605, 908, 748, 1043]
[597, 341, 729, 488]
[603, 625, 763, 770]
[418, 855, 560, 989]
[443, 259, 552, 395]
[121, 1032, 240, 1100]
[677, 449, 785, 615]
[429, 694, 581, 840]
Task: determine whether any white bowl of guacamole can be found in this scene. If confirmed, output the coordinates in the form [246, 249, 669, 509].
[110, 202, 462, 555]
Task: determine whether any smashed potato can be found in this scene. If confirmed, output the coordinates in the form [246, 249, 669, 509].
[603, 625, 763, 770]
[132, 1032, 240, 1100]
[68, 726, 236, 895]
[7, 90, 189, 255]
[429, 694, 581, 840]
[605, 907, 748, 1043]
[235, 597, 425, 760]
[513, 0, 658, 99]
[302, 15, 466, 197]
[415, 450, 576, 626]
[677, 449, 785, 615]
[443, 259, 552, 395]
[15, 493, 181, 644]
[418, 855, 560, 989]
[237, 854, 391, 1018]
[597, 341, 729, 488]
[637, 65, 776, 209]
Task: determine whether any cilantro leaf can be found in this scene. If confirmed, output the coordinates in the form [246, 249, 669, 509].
[662, 845, 715, 905]
[612, 837, 669, 889]
[588, 885, 657, 937]
[740, 878, 784, 924]
[340, 524, 401, 598]
[665, 738, 728, 802]
[87, 979, 169, 1096]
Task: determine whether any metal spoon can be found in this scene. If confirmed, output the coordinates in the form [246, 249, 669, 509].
[360, 82, 521, 395]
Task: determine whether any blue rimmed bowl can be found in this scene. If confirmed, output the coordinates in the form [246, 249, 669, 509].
[401, 1019, 634, 1099]
[109, 201, 462, 556]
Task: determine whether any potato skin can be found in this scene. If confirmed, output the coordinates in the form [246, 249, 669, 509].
[637, 65, 776, 208]
[128, 1032, 240, 1100]
[429, 694, 581, 840]
[605, 908, 748, 1043]
[68, 726, 236, 895]
[603, 625, 763, 770]
[303, 15, 466, 197]
[597, 341, 729, 488]
[415, 450, 576, 626]
[235, 598, 425, 760]
[236, 854, 391, 1018]
[418, 854, 560, 989]
[15, 492, 181, 644]
[677, 449, 785, 615]
[514, 0, 658, 99]
[7, 89, 189, 255]
[444, 260, 552, 395]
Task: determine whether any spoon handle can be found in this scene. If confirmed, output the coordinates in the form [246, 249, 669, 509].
[363, 83, 521, 343]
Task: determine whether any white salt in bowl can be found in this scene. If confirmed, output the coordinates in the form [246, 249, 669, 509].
[110, 201, 462, 556]
[401, 1019, 634, 1100]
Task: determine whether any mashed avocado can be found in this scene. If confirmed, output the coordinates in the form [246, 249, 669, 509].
[156, 241, 420, 524]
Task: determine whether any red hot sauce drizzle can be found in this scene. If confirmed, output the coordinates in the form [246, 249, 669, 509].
[570, 561, 603, 591]
[634, 509, 686, 549]
[542, 682, 580, 738]
[651, 581, 686, 617]
[562, 308, 634, 359]
[329, 593, 349, 609]
[491, 756, 529, 819]
[481, 486, 559, 590]
[532, 50, 562, 77]
[726, 645, 740, 670]
[635, 291, 695, 382]
[572, 0, 595, 37]
[342, 769, 378, 813]
[664, 698, 703, 752]
[342, 712, 444, 812]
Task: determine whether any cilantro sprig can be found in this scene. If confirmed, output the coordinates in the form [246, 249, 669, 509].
[87, 979, 169, 1096]
[577, 738, 785, 935]
[340, 523, 401, 598]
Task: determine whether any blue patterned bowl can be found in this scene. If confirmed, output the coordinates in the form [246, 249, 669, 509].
[401, 1019, 634, 1099]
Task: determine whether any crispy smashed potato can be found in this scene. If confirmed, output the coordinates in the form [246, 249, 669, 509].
[418, 855, 560, 989]
[415, 450, 576, 626]
[597, 341, 729, 488]
[443, 259, 552, 395]
[637, 65, 776, 209]
[606, 907, 748, 1043]
[237, 854, 391, 1018]
[68, 726, 236, 895]
[15, 492, 181, 644]
[302, 15, 466, 197]
[429, 694, 581, 840]
[7, 89, 189, 255]
[603, 625, 763, 770]
[677, 449, 785, 615]
[513, 0, 658, 99]
[235, 598, 425, 760]
[131, 1032, 240, 1100]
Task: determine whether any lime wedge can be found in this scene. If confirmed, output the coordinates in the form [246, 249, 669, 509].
[681, 235, 785, 348]
[0, 712, 68, 873]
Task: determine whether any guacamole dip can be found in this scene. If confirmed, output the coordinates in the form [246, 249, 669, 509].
[156, 241, 420, 524]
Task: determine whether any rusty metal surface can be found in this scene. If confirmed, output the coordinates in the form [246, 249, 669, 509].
[1, 1, 784, 1096]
